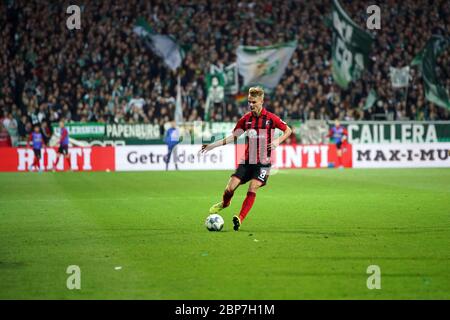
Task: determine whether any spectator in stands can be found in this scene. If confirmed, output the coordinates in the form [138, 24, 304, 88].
[2, 112, 18, 146]
[41, 121, 52, 145]
[0, 0, 448, 129]
[0, 123, 12, 147]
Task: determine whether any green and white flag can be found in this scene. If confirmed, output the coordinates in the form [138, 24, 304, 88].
[331, 0, 374, 89]
[204, 71, 225, 122]
[236, 41, 297, 90]
[389, 66, 411, 88]
[414, 35, 450, 110]
[209, 63, 238, 95]
[411, 50, 424, 67]
[133, 17, 184, 71]
[224, 63, 239, 94]
[363, 89, 378, 110]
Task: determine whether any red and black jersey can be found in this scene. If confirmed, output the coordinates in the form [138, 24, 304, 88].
[233, 108, 287, 165]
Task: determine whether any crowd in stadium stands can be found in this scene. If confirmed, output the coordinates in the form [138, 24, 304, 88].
[0, 0, 449, 145]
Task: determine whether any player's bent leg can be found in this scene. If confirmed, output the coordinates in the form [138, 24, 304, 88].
[209, 176, 241, 214]
[53, 153, 63, 172]
[165, 151, 171, 171]
[36, 155, 43, 172]
[223, 176, 241, 207]
[234, 179, 262, 231]
[52, 155, 58, 172]
[247, 179, 263, 194]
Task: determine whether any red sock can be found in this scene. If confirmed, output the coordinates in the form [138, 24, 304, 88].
[222, 190, 234, 208]
[65, 157, 71, 169]
[33, 157, 40, 169]
[336, 155, 341, 167]
[239, 191, 256, 222]
[53, 158, 59, 169]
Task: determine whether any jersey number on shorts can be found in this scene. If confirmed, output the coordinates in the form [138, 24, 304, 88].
[258, 169, 267, 180]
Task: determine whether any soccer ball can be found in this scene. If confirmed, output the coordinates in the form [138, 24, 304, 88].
[205, 214, 224, 232]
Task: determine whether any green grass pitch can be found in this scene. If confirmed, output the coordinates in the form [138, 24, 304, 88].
[0, 168, 449, 299]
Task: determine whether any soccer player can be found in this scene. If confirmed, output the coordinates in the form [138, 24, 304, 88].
[327, 119, 348, 169]
[200, 87, 292, 231]
[164, 120, 180, 171]
[27, 125, 45, 172]
[53, 120, 71, 170]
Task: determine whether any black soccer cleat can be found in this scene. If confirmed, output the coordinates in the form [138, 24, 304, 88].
[232, 215, 241, 231]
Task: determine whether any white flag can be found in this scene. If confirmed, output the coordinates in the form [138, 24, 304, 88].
[175, 76, 183, 124]
[133, 18, 184, 71]
[237, 41, 297, 89]
[389, 66, 411, 88]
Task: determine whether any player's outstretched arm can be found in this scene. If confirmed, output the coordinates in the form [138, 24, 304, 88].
[200, 133, 240, 155]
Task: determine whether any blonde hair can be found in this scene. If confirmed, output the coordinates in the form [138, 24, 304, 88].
[248, 86, 264, 99]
